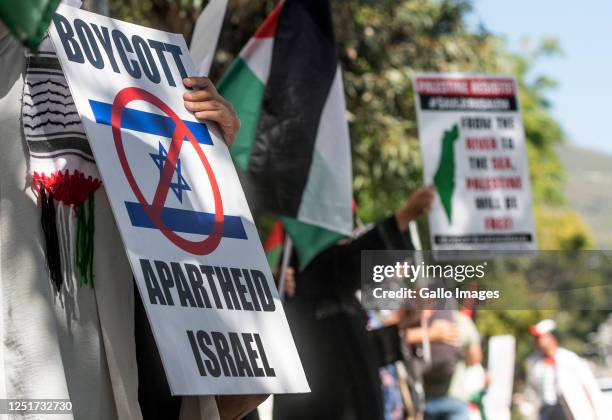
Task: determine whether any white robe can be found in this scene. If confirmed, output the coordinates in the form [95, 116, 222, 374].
[0, 32, 219, 420]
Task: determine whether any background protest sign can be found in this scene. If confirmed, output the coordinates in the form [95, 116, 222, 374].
[414, 73, 536, 251]
[49, 4, 308, 395]
[484, 335, 515, 420]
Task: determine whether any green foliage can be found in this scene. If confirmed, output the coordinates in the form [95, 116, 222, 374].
[535, 208, 594, 251]
[109, 0, 208, 36]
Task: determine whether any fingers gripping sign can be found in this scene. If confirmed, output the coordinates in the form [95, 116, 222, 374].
[183, 76, 240, 146]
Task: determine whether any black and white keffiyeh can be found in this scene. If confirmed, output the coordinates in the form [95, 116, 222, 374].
[22, 34, 101, 291]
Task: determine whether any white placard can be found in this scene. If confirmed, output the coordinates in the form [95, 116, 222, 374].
[485, 335, 515, 418]
[414, 74, 536, 251]
[49, 4, 308, 395]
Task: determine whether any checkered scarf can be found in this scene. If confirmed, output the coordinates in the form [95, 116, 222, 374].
[22, 35, 101, 291]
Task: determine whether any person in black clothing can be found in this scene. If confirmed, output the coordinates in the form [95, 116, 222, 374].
[273, 186, 435, 420]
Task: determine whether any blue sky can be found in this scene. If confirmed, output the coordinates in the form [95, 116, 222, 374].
[470, 0, 612, 155]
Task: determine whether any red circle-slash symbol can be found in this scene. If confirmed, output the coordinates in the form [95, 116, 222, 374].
[111, 87, 224, 255]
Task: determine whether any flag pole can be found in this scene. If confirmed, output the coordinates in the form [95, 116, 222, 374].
[409, 220, 431, 366]
[277, 236, 293, 302]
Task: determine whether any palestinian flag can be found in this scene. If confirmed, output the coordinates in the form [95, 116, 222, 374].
[218, 0, 353, 269]
[264, 221, 284, 271]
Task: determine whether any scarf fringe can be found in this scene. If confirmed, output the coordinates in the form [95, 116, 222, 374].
[76, 192, 95, 287]
[57, 203, 77, 294]
[40, 187, 63, 292]
[37, 179, 98, 292]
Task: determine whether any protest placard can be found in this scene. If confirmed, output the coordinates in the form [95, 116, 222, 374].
[414, 74, 536, 251]
[485, 335, 515, 420]
[49, 4, 308, 395]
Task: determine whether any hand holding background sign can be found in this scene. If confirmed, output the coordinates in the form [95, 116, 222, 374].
[49, 4, 308, 395]
[394, 185, 436, 231]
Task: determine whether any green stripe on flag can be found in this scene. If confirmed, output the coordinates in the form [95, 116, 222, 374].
[218, 58, 265, 170]
[266, 246, 283, 271]
[282, 217, 346, 271]
[263, 221, 284, 271]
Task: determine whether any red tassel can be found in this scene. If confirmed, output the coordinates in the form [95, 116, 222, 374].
[33, 169, 101, 206]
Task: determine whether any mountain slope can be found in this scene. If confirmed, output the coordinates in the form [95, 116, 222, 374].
[557, 143, 612, 249]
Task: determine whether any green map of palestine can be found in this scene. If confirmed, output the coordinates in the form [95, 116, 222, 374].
[433, 124, 460, 223]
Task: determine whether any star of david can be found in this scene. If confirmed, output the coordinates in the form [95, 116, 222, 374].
[150, 141, 191, 203]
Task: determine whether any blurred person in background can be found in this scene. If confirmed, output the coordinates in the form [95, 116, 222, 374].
[368, 309, 413, 420]
[273, 186, 435, 420]
[526, 319, 604, 420]
[404, 307, 482, 420]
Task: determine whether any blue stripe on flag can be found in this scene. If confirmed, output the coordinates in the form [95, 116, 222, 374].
[89, 100, 213, 145]
[124, 202, 247, 240]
